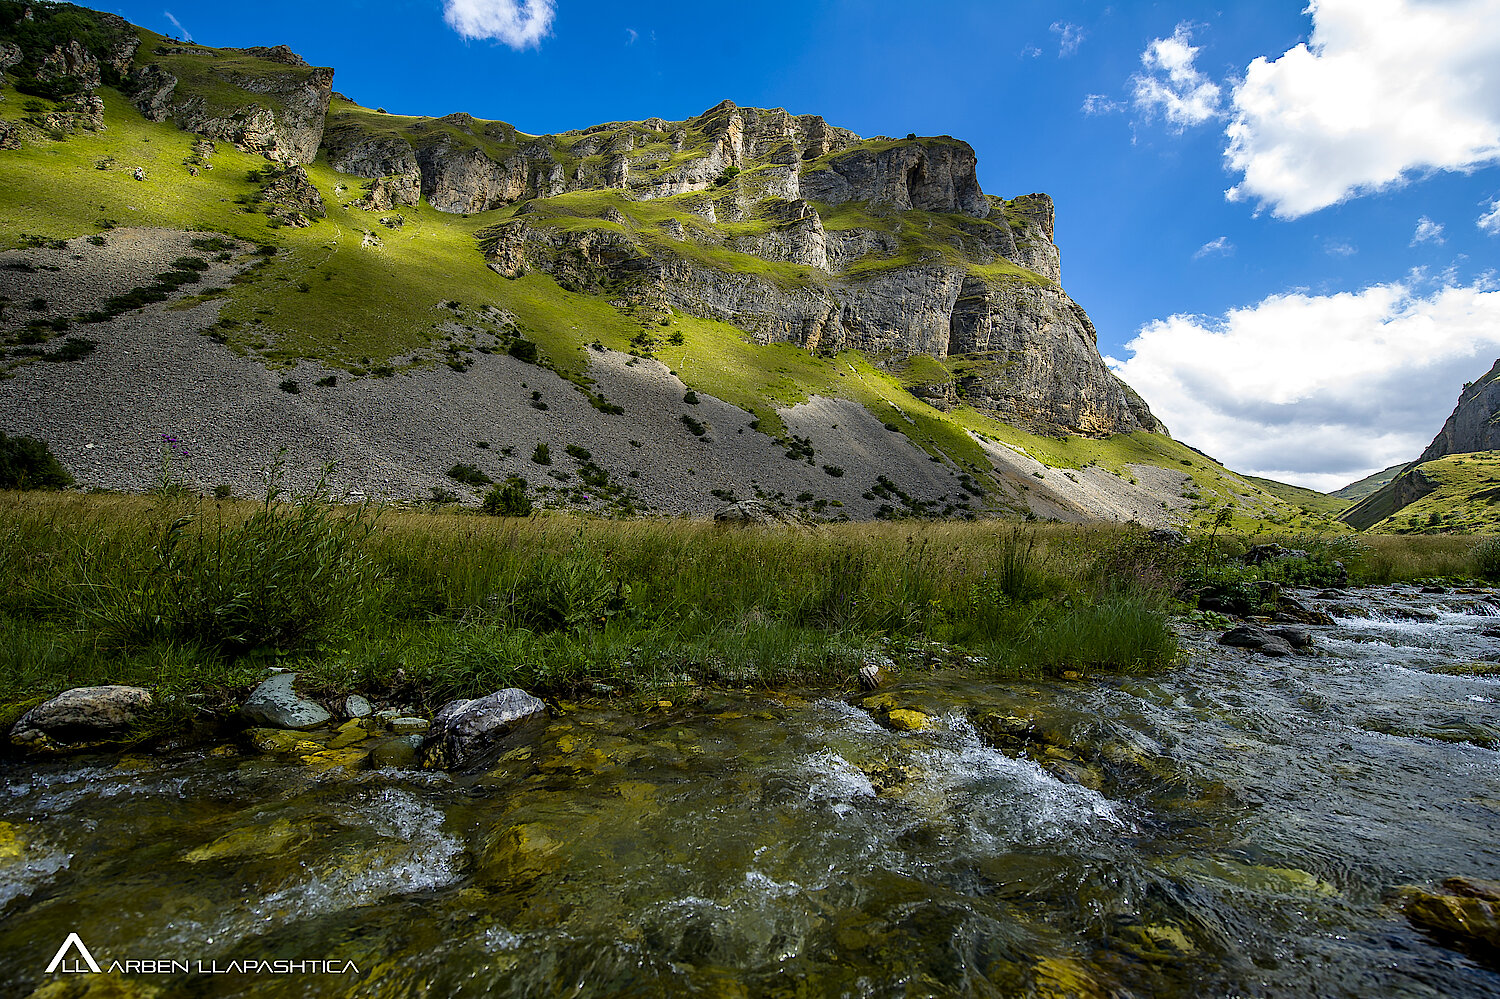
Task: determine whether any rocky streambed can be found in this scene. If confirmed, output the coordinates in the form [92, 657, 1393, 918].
[3, 583, 1500, 997]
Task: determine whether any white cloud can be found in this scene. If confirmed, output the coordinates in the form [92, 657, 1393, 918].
[1021, 44, 1043, 59]
[1081, 93, 1123, 116]
[1481, 198, 1500, 235]
[1050, 21, 1085, 57]
[444, 0, 555, 48]
[163, 11, 191, 42]
[1323, 239, 1357, 257]
[1411, 216, 1446, 246]
[1224, 0, 1500, 218]
[1194, 236, 1234, 259]
[1109, 277, 1500, 490]
[1131, 23, 1222, 129]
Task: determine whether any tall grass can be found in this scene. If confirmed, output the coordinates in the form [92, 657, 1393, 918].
[16, 492, 1483, 706]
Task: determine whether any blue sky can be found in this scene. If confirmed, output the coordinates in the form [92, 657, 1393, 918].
[107, 0, 1500, 489]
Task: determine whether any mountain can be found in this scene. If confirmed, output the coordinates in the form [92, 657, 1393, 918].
[1341, 359, 1500, 532]
[0, 2, 1317, 526]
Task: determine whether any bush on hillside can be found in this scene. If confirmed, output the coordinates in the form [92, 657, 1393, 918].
[0, 432, 74, 490]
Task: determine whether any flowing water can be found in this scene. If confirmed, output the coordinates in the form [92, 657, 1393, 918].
[3, 584, 1500, 997]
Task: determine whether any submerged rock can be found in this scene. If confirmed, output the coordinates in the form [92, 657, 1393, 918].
[367, 734, 423, 769]
[240, 673, 331, 730]
[9, 685, 153, 755]
[884, 708, 932, 732]
[1400, 878, 1500, 954]
[422, 688, 547, 769]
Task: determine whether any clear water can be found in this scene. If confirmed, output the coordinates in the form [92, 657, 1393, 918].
[3, 584, 1499, 997]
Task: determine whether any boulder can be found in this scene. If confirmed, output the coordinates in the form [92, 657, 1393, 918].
[1218, 625, 1294, 657]
[1268, 625, 1313, 649]
[421, 688, 547, 769]
[1147, 528, 1189, 548]
[714, 499, 794, 526]
[240, 673, 331, 730]
[9, 685, 153, 754]
[858, 656, 893, 690]
[1273, 595, 1337, 626]
[1400, 879, 1500, 953]
[341, 693, 372, 718]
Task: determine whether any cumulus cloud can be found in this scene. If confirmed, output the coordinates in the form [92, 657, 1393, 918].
[1109, 278, 1500, 490]
[444, 0, 555, 48]
[1131, 23, 1223, 129]
[1224, 0, 1500, 218]
[1481, 198, 1500, 235]
[1194, 236, 1234, 260]
[1050, 21, 1085, 57]
[1411, 216, 1446, 246]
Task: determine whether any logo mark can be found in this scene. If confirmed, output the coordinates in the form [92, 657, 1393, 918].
[46, 933, 101, 974]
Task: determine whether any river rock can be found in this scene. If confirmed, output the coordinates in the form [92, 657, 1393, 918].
[240, 673, 331, 730]
[859, 655, 894, 689]
[1218, 625, 1294, 657]
[341, 693, 373, 718]
[9, 685, 153, 754]
[1273, 595, 1337, 626]
[1400, 879, 1500, 952]
[422, 688, 547, 769]
[367, 734, 423, 769]
[1268, 625, 1313, 649]
[884, 708, 932, 732]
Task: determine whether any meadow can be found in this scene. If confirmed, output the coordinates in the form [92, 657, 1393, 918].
[2, 476, 1491, 732]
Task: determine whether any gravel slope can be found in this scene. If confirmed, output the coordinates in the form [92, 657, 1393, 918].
[0, 228, 1184, 524]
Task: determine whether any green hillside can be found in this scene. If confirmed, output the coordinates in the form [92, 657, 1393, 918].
[1331, 464, 1406, 502]
[1346, 453, 1500, 534]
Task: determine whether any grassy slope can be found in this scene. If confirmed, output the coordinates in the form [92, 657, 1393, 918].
[1331, 463, 1406, 502]
[1243, 475, 1350, 518]
[0, 84, 1329, 528]
[1361, 452, 1500, 534]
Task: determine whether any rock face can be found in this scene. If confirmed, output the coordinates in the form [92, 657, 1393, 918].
[422, 688, 547, 769]
[241, 672, 332, 730]
[9, 685, 153, 754]
[126, 51, 333, 164]
[1421, 358, 1500, 461]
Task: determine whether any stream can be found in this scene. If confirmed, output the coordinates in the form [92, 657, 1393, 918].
[3, 583, 1500, 997]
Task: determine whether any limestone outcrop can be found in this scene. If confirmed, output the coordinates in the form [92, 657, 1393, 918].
[1420, 358, 1500, 461]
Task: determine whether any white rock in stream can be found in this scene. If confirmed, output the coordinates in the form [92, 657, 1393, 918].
[241, 673, 331, 730]
[422, 688, 546, 769]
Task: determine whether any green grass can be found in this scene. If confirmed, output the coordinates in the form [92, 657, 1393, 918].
[1359, 453, 1500, 534]
[1243, 475, 1350, 518]
[129, 27, 323, 119]
[0, 492, 1194, 711]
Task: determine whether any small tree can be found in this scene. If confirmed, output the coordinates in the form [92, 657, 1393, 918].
[532, 443, 552, 465]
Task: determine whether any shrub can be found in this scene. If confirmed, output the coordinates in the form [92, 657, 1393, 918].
[447, 463, 492, 487]
[44, 337, 95, 362]
[278, 379, 301, 394]
[683, 390, 699, 405]
[565, 444, 592, 462]
[532, 443, 552, 465]
[681, 414, 706, 437]
[316, 375, 337, 388]
[822, 465, 844, 477]
[508, 338, 539, 364]
[213, 484, 233, 500]
[1473, 536, 1500, 582]
[0, 432, 74, 489]
[482, 476, 533, 517]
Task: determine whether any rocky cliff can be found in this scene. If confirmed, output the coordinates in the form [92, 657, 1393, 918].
[1419, 358, 1500, 462]
[0, 1, 332, 163]
[320, 97, 1162, 437]
[1, 2, 1164, 443]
